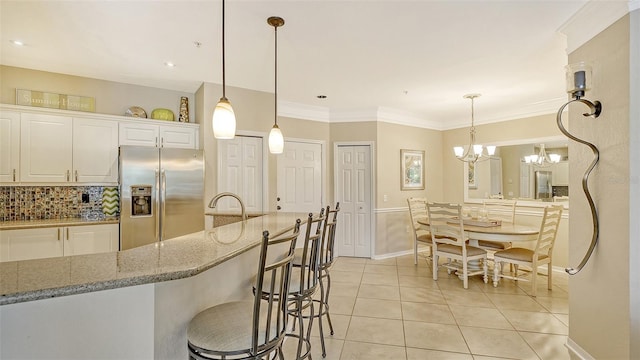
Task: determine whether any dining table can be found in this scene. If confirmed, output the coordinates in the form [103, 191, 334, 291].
[416, 218, 540, 279]
[417, 218, 539, 243]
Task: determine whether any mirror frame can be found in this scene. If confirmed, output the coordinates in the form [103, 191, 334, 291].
[463, 135, 569, 209]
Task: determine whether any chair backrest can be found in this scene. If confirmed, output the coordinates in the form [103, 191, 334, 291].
[407, 197, 429, 233]
[426, 202, 466, 246]
[483, 199, 517, 223]
[252, 219, 301, 355]
[319, 203, 340, 269]
[294, 209, 326, 296]
[534, 205, 563, 257]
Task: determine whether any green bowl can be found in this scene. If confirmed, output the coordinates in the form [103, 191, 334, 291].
[151, 108, 174, 121]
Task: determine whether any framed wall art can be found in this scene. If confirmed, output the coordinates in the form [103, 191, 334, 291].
[401, 149, 425, 190]
[467, 162, 477, 189]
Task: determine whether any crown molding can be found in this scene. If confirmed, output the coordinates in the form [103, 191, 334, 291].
[559, 0, 635, 54]
[278, 101, 330, 122]
[279, 97, 568, 131]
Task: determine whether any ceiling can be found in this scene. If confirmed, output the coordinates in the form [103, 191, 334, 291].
[0, 0, 604, 129]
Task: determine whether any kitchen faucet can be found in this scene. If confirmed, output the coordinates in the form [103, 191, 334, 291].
[208, 192, 247, 221]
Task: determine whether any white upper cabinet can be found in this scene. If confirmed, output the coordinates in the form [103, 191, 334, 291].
[73, 117, 118, 183]
[552, 161, 569, 186]
[19, 112, 118, 184]
[119, 121, 198, 149]
[0, 111, 20, 182]
[20, 113, 73, 182]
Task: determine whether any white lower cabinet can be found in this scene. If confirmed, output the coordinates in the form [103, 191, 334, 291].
[0, 224, 119, 262]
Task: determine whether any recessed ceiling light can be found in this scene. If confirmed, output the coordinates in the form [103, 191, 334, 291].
[10, 40, 24, 46]
[317, 95, 327, 99]
[164, 62, 176, 67]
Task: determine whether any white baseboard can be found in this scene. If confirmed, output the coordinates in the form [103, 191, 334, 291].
[566, 337, 596, 360]
[371, 248, 430, 260]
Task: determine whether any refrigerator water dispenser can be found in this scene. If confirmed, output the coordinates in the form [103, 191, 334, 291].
[131, 185, 152, 216]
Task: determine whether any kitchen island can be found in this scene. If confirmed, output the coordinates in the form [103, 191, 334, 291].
[0, 212, 308, 359]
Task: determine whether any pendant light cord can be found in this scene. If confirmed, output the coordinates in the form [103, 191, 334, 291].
[221, 0, 227, 99]
[274, 24, 278, 126]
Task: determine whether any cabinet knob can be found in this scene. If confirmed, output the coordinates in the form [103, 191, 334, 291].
[277, 206, 281, 210]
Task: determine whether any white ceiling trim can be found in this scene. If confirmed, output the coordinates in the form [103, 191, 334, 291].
[280, 97, 568, 131]
[559, 0, 634, 54]
[278, 101, 330, 122]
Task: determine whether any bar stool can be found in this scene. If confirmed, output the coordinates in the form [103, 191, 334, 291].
[187, 219, 301, 360]
[296, 203, 339, 358]
[256, 211, 325, 360]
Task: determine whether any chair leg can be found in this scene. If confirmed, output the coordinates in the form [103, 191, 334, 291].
[531, 265, 538, 297]
[414, 238, 418, 265]
[462, 261, 468, 289]
[492, 260, 500, 287]
[483, 258, 488, 284]
[432, 253, 439, 281]
[548, 261, 553, 291]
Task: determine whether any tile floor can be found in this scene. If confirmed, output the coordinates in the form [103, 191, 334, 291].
[283, 254, 570, 360]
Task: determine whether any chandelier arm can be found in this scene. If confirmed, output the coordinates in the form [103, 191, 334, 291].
[556, 98, 602, 275]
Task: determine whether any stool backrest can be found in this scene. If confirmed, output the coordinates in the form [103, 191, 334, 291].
[294, 209, 326, 296]
[252, 219, 301, 355]
[320, 203, 340, 269]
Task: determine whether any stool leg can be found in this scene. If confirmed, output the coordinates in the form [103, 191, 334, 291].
[324, 271, 334, 336]
[317, 275, 327, 357]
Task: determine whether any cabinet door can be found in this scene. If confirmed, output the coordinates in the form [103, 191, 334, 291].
[0, 111, 20, 183]
[119, 122, 160, 147]
[160, 125, 197, 149]
[20, 113, 73, 182]
[552, 162, 569, 186]
[0, 227, 64, 262]
[73, 118, 119, 183]
[65, 224, 119, 256]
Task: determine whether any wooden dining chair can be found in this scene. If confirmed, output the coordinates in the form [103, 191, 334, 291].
[492, 205, 563, 297]
[475, 199, 517, 253]
[427, 202, 488, 289]
[407, 197, 432, 265]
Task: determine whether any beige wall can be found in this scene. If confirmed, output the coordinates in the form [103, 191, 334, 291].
[567, 13, 636, 359]
[1, 65, 194, 121]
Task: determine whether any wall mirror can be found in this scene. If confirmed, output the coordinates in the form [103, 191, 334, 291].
[463, 136, 570, 208]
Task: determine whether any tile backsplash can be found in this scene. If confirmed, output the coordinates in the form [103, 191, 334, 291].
[0, 186, 118, 221]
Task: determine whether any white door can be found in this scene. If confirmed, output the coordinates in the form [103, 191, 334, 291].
[335, 145, 372, 257]
[218, 136, 263, 213]
[277, 141, 323, 213]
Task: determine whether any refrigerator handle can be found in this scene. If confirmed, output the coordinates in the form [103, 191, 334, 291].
[161, 169, 167, 240]
[155, 169, 160, 242]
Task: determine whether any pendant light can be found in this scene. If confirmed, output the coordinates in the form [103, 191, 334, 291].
[453, 94, 495, 164]
[523, 143, 562, 167]
[212, 0, 236, 139]
[268, 16, 285, 154]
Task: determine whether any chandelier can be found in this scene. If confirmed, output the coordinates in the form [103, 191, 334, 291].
[453, 94, 495, 163]
[523, 144, 561, 167]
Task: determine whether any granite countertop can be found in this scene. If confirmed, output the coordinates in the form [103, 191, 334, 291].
[0, 217, 120, 230]
[0, 212, 307, 306]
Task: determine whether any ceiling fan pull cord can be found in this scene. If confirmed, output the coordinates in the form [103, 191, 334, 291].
[556, 98, 602, 275]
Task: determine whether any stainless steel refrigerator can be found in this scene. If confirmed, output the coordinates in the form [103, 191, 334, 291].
[534, 170, 553, 200]
[119, 146, 204, 250]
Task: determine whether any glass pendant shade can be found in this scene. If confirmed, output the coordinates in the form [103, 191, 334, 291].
[454, 146, 464, 157]
[269, 124, 284, 154]
[212, 98, 236, 139]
